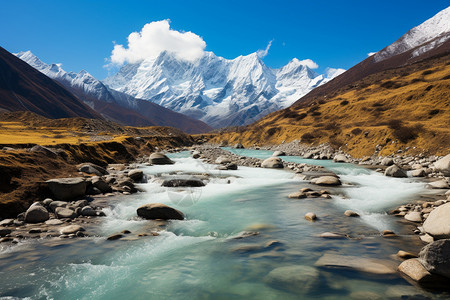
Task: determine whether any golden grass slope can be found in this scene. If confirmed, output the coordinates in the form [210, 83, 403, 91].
[210, 56, 450, 157]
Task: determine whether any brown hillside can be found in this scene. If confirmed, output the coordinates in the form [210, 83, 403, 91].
[210, 54, 450, 157]
[0, 46, 102, 119]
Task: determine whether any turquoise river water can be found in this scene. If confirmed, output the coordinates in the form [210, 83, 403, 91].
[0, 148, 446, 299]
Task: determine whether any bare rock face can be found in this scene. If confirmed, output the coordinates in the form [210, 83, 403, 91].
[423, 203, 450, 239]
[137, 203, 184, 220]
[24, 203, 49, 223]
[46, 178, 86, 201]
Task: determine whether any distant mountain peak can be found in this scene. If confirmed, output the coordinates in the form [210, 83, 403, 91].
[374, 6, 450, 62]
[104, 50, 344, 128]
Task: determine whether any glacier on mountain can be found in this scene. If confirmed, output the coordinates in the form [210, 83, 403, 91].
[104, 51, 345, 128]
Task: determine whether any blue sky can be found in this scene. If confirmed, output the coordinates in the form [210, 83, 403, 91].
[1, 0, 448, 79]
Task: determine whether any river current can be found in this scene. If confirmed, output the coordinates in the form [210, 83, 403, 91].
[0, 148, 443, 299]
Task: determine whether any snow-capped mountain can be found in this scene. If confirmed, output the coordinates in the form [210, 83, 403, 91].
[104, 51, 344, 128]
[14, 51, 212, 133]
[374, 6, 450, 62]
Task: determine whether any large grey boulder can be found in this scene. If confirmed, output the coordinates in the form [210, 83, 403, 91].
[433, 154, 450, 176]
[423, 203, 450, 239]
[30, 145, 57, 158]
[315, 253, 395, 275]
[427, 179, 449, 189]
[272, 151, 285, 157]
[162, 178, 205, 187]
[261, 157, 283, 168]
[263, 265, 319, 293]
[419, 239, 450, 279]
[384, 165, 407, 178]
[91, 177, 112, 193]
[128, 169, 144, 182]
[78, 163, 108, 176]
[24, 203, 49, 223]
[149, 153, 174, 165]
[137, 203, 184, 220]
[311, 176, 341, 186]
[49, 200, 67, 212]
[333, 154, 347, 163]
[215, 156, 231, 164]
[398, 258, 436, 284]
[46, 178, 86, 201]
[381, 157, 394, 166]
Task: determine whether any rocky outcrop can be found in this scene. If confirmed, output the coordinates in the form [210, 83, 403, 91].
[46, 178, 87, 201]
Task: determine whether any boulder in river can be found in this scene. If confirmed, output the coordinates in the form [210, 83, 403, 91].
[149, 153, 174, 165]
[128, 169, 144, 182]
[162, 178, 205, 187]
[137, 203, 184, 220]
[304, 212, 317, 221]
[404, 211, 422, 223]
[272, 151, 285, 157]
[311, 176, 341, 186]
[46, 178, 86, 201]
[261, 157, 283, 168]
[263, 265, 319, 293]
[427, 179, 449, 189]
[215, 156, 231, 164]
[24, 203, 49, 223]
[234, 143, 244, 149]
[91, 177, 112, 193]
[419, 239, 450, 280]
[398, 258, 441, 285]
[333, 154, 347, 163]
[344, 210, 359, 217]
[80, 206, 97, 216]
[423, 203, 450, 239]
[315, 253, 396, 275]
[433, 154, 450, 176]
[384, 165, 407, 178]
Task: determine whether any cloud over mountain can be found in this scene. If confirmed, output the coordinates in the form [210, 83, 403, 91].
[109, 20, 206, 65]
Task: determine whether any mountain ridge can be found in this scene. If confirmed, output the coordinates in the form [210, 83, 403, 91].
[104, 50, 344, 128]
[15, 51, 212, 133]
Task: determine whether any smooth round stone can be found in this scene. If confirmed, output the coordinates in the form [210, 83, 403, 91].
[423, 203, 450, 239]
[319, 232, 347, 239]
[60, 225, 85, 235]
[397, 250, 418, 259]
[404, 211, 422, 223]
[45, 219, 65, 225]
[344, 210, 359, 217]
[304, 212, 317, 221]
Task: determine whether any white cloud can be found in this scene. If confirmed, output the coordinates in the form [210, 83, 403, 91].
[367, 52, 377, 57]
[298, 58, 318, 69]
[109, 20, 206, 65]
[257, 40, 273, 58]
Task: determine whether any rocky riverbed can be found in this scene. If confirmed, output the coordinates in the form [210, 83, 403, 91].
[1, 141, 449, 295]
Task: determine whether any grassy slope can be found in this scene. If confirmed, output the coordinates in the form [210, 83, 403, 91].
[210, 56, 450, 157]
[0, 112, 194, 218]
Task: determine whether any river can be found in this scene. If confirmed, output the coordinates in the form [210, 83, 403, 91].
[0, 149, 444, 299]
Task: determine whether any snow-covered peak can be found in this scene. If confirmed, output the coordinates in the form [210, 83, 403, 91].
[104, 50, 344, 127]
[374, 6, 450, 62]
[15, 51, 47, 70]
